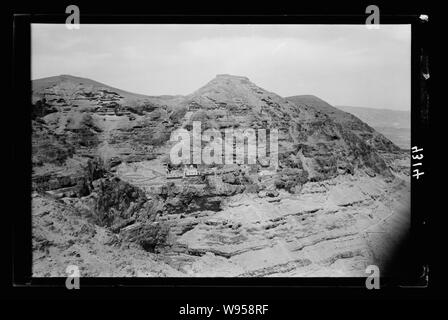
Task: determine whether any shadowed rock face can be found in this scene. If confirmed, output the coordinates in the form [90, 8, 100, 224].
[31, 74, 410, 277]
[287, 95, 402, 154]
[181, 75, 398, 180]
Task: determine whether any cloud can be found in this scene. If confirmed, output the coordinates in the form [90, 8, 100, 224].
[31, 24, 410, 110]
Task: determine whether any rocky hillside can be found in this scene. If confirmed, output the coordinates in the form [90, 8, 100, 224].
[336, 105, 410, 150]
[287, 95, 402, 153]
[31, 74, 410, 277]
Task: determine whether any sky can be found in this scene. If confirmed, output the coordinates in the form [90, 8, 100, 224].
[32, 24, 411, 111]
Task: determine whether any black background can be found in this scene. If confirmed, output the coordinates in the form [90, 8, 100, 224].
[4, 0, 444, 308]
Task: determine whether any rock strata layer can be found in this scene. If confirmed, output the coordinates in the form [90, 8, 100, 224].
[31, 74, 410, 277]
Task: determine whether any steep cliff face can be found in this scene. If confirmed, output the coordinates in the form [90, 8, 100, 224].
[31, 74, 410, 277]
[287, 95, 402, 153]
[32, 74, 402, 182]
[178, 75, 396, 181]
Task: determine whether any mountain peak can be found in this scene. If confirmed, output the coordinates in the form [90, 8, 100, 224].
[214, 74, 250, 81]
[202, 74, 253, 88]
[59, 74, 76, 78]
[193, 74, 261, 94]
[32, 74, 152, 101]
[187, 74, 270, 107]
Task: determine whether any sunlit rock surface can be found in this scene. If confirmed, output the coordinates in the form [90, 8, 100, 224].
[31, 74, 410, 277]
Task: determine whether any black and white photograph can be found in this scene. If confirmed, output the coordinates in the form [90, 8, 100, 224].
[30, 23, 412, 278]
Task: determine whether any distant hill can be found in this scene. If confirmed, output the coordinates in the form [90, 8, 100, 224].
[336, 106, 410, 150]
[336, 106, 410, 129]
[32, 74, 185, 108]
[32, 74, 151, 100]
[286, 95, 401, 153]
[284, 95, 410, 150]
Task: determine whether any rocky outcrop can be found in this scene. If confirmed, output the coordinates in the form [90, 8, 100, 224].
[32, 192, 182, 277]
[274, 168, 309, 192]
[32, 120, 75, 166]
[32, 99, 58, 119]
[31, 74, 410, 277]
